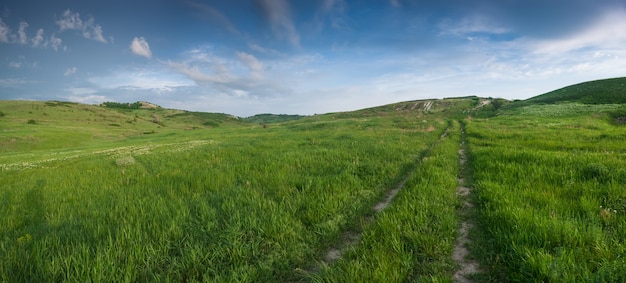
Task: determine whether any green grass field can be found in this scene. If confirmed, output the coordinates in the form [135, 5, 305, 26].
[1, 99, 453, 282]
[467, 103, 626, 282]
[1, 78, 626, 282]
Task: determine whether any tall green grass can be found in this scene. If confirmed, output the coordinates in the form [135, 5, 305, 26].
[467, 104, 626, 282]
[313, 121, 461, 282]
[1, 112, 447, 282]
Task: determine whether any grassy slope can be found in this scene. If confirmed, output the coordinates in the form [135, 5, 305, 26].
[0, 101, 245, 162]
[522, 77, 626, 105]
[468, 79, 626, 281]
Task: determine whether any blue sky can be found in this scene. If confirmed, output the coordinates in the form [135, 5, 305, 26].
[1, 0, 625, 116]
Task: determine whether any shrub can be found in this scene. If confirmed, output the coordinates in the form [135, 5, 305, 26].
[27, 119, 36, 124]
[0, 111, 5, 117]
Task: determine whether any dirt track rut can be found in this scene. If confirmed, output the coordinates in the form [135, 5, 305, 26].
[453, 124, 481, 282]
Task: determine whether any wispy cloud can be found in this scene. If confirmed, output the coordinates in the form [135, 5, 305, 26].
[7, 56, 37, 69]
[8, 61, 21, 68]
[88, 66, 194, 93]
[165, 47, 233, 84]
[31, 28, 44, 47]
[17, 22, 28, 44]
[130, 37, 152, 58]
[257, 0, 300, 46]
[164, 47, 296, 104]
[318, 0, 348, 31]
[248, 43, 283, 57]
[528, 9, 626, 55]
[56, 9, 108, 43]
[64, 67, 77, 76]
[184, 1, 239, 34]
[49, 34, 64, 51]
[236, 51, 263, 79]
[439, 15, 510, 37]
[0, 18, 10, 43]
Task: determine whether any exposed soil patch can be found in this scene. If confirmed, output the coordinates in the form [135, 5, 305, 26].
[453, 128, 481, 282]
[373, 187, 401, 213]
[324, 232, 362, 262]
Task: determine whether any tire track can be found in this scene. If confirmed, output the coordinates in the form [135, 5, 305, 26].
[300, 123, 452, 277]
[453, 123, 481, 282]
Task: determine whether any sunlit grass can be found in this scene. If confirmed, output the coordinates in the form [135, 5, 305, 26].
[467, 103, 626, 282]
[0, 107, 447, 282]
[313, 121, 461, 282]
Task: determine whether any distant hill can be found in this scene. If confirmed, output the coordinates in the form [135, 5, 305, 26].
[524, 77, 626, 105]
[333, 98, 471, 116]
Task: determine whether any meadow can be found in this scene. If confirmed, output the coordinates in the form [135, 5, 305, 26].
[467, 103, 626, 282]
[0, 100, 458, 282]
[2, 80, 626, 282]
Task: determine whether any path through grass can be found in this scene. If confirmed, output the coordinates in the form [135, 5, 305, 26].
[310, 121, 461, 282]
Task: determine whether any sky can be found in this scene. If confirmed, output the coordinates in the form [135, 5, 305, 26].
[1, 0, 625, 116]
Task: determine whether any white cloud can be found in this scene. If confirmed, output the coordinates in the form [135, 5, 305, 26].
[0, 18, 9, 43]
[64, 67, 77, 76]
[529, 9, 626, 55]
[56, 9, 108, 43]
[166, 60, 228, 84]
[163, 47, 302, 108]
[184, 1, 239, 34]
[257, 0, 300, 46]
[31, 29, 44, 47]
[130, 37, 152, 58]
[439, 15, 509, 37]
[165, 47, 234, 84]
[48, 34, 63, 51]
[57, 10, 84, 31]
[17, 22, 28, 44]
[6, 56, 38, 69]
[389, 0, 401, 7]
[8, 61, 21, 68]
[91, 25, 106, 43]
[236, 51, 263, 78]
[88, 67, 194, 93]
[248, 43, 283, 56]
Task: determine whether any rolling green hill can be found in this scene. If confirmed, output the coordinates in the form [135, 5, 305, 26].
[523, 77, 626, 105]
[500, 77, 626, 124]
[0, 101, 248, 153]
